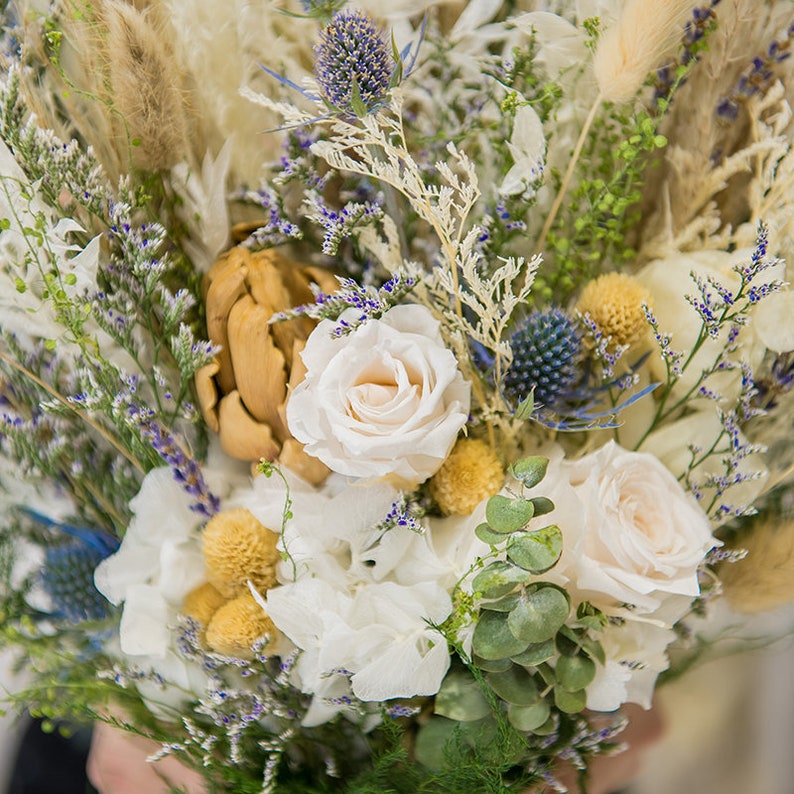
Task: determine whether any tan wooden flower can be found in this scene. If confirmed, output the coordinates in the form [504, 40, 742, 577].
[196, 247, 337, 483]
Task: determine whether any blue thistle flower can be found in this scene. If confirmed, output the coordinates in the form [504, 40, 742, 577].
[42, 540, 114, 623]
[313, 10, 394, 115]
[504, 308, 583, 408]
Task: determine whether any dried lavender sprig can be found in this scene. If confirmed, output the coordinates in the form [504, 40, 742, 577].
[717, 22, 794, 120]
[270, 269, 419, 336]
[137, 417, 219, 518]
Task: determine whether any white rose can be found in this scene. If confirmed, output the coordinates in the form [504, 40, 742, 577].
[528, 441, 714, 615]
[286, 305, 470, 485]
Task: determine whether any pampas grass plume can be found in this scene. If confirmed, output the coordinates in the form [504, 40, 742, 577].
[721, 518, 794, 614]
[594, 0, 697, 104]
[105, 0, 188, 171]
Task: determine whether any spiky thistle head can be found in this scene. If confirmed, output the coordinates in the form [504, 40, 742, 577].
[504, 308, 584, 409]
[41, 541, 113, 623]
[313, 10, 395, 115]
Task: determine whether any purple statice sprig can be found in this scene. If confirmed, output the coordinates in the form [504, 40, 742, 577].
[639, 223, 782, 446]
[374, 495, 425, 535]
[717, 21, 794, 121]
[652, 1, 721, 111]
[270, 268, 419, 337]
[171, 617, 308, 779]
[137, 416, 220, 518]
[305, 189, 385, 255]
[231, 185, 302, 250]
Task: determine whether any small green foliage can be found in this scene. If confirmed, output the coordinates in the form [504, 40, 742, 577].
[509, 455, 549, 488]
[507, 525, 563, 573]
[506, 586, 569, 644]
[485, 494, 535, 533]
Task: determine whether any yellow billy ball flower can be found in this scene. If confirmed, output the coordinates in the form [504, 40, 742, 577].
[430, 438, 504, 516]
[202, 508, 281, 598]
[205, 591, 277, 656]
[182, 582, 227, 627]
[576, 272, 653, 347]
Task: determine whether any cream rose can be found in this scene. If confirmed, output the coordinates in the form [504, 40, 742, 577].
[527, 441, 714, 615]
[286, 305, 470, 485]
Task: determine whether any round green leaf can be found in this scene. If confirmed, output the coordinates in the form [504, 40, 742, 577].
[556, 654, 596, 692]
[472, 609, 530, 660]
[507, 700, 551, 732]
[414, 717, 455, 770]
[473, 654, 512, 673]
[485, 495, 534, 533]
[554, 686, 587, 714]
[475, 522, 508, 545]
[529, 496, 555, 517]
[507, 587, 570, 644]
[509, 456, 549, 488]
[507, 525, 563, 574]
[480, 592, 521, 613]
[511, 639, 556, 667]
[472, 561, 532, 599]
[487, 665, 539, 706]
[531, 714, 558, 735]
[435, 670, 491, 721]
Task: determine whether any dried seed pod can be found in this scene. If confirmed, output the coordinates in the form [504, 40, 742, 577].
[198, 247, 337, 483]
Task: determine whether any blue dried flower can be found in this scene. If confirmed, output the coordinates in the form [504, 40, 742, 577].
[313, 10, 394, 115]
[504, 308, 583, 408]
[42, 540, 113, 623]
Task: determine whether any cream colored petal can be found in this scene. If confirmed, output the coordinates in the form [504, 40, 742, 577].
[195, 357, 221, 433]
[204, 254, 248, 394]
[227, 294, 288, 437]
[218, 391, 280, 462]
[278, 439, 330, 485]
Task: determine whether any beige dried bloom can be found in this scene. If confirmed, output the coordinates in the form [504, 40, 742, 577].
[721, 519, 794, 614]
[196, 247, 337, 483]
[182, 581, 227, 626]
[105, 1, 189, 171]
[594, 0, 697, 104]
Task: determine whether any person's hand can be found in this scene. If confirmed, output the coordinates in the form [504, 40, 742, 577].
[87, 721, 207, 794]
[531, 704, 665, 794]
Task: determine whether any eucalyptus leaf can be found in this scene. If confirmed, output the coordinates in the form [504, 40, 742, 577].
[507, 587, 570, 643]
[435, 670, 491, 721]
[485, 494, 534, 533]
[554, 686, 587, 714]
[487, 665, 539, 706]
[480, 592, 521, 613]
[472, 561, 532, 599]
[507, 525, 563, 573]
[475, 522, 508, 546]
[473, 655, 512, 673]
[555, 654, 596, 691]
[414, 717, 455, 771]
[507, 700, 551, 732]
[529, 496, 555, 517]
[532, 714, 558, 736]
[509, 456, 549, 488]
[472, 609, 530, 660]
[580, 636, 606, 666]
[511, 639, 556, 667]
